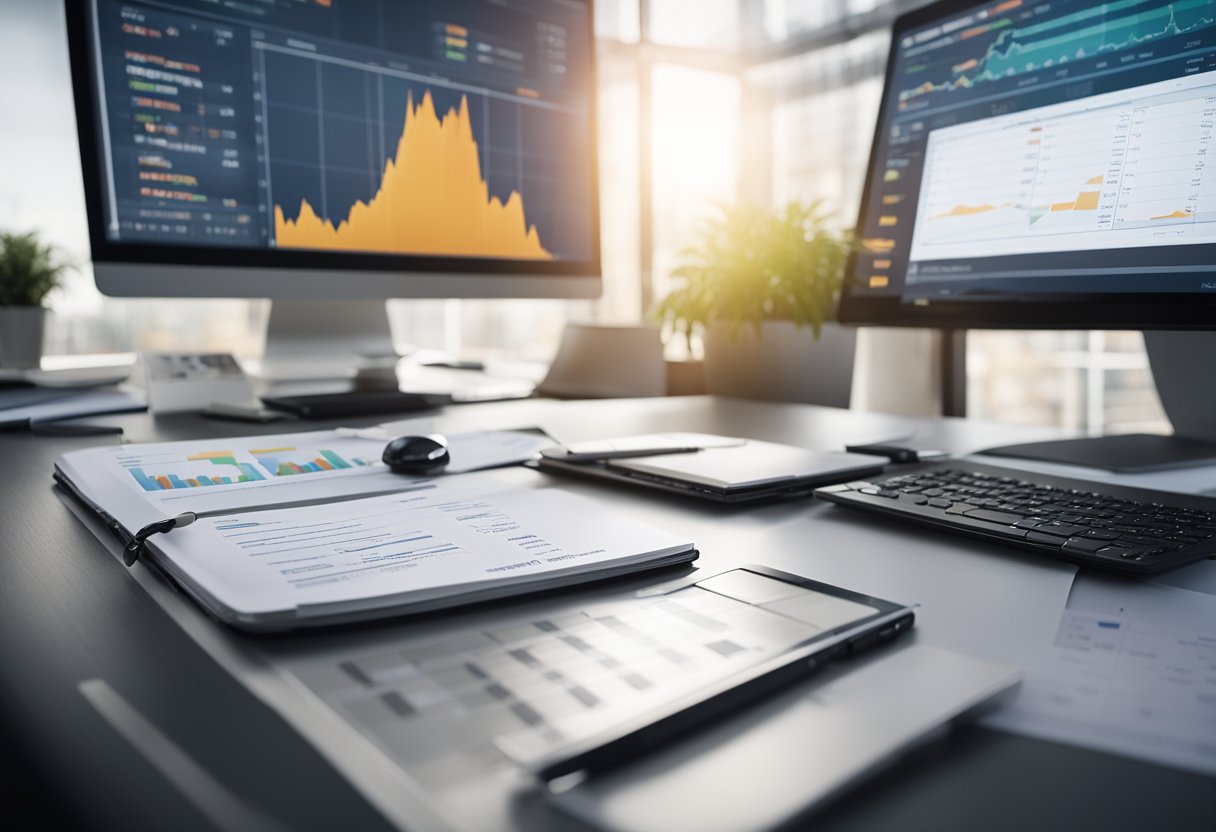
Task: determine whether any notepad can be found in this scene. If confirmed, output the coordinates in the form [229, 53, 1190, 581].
[54, 429, 698, 631]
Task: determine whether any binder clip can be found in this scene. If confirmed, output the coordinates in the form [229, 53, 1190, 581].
[123, 512, 198, 566]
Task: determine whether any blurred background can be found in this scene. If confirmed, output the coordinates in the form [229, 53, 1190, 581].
[0, 0, 1168, 435]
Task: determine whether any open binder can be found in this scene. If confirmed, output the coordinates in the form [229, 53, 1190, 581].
[54, 429, 698, 632]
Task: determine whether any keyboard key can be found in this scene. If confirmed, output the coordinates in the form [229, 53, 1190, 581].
[1034, 522, 1088, 537]
[963, 509, 1024, 525]
[1062, 537, 1111, 554]
[1096, 546, 1149, 560]
[1118, 535, 1163, 547]
[939, 515, 1028, 539]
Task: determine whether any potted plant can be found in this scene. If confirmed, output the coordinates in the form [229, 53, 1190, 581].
[653, 201, 857, 406]
[0, 231, 69, 369]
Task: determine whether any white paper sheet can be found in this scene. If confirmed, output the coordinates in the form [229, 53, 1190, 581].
[985, 574, 1216, 775]
[441, 430, 554, 473]
[58, 430, 415, 524]
[153, 481, 694, 623]
[57, 428, 554, 526]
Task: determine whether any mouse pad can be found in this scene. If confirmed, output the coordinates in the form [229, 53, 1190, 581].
[980, 434, 1216, 474]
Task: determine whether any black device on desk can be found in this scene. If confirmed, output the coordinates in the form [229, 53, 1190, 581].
[382, 434, 450, 475]
[816, 461, 1216, 575]
[260, 390, 450, 419]
[522, 565, 916, 781]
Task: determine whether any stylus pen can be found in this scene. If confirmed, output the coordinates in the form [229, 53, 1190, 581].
[561, 446, 704, 462]
[529, 607, 915, 783]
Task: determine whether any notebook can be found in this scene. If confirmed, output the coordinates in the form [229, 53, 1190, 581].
[53, 429, 697, 631]
[535, 433, 887, 502]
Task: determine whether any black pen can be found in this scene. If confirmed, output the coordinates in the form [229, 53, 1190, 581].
[525, 606, 915, 783]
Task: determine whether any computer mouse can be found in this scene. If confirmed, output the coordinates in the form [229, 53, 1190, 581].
[382, 434, 450, 476]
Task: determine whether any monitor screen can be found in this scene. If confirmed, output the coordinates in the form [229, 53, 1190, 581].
[840, 0, 1216, 328]
[68, 0, 598, 282]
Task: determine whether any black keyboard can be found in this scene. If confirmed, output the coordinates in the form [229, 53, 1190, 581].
[814, 461, 1216, 575]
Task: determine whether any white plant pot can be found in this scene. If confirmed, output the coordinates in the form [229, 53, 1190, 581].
[703, 320, 856, 408]
[0, 306, 46, 369]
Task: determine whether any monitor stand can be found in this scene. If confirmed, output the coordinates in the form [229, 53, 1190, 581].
[250, 299, 400, 382]
[979, 331, 1216, 473]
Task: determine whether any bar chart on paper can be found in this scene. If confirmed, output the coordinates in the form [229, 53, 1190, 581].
[909, 73, 1216, 263]
[126, 450, 267, 492]
[251, 446, 375, 477]
[115, 436, 385, 494]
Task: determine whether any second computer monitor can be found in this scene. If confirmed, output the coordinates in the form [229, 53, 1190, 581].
[841, 0, 1216, 330]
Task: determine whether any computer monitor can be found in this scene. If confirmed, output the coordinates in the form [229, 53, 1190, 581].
[65, 0, 599, 376]
[842, 0, 1216, 458]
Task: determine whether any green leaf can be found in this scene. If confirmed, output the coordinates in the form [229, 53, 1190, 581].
[650, 200, 855, 343]
[0, 231, 71, 308]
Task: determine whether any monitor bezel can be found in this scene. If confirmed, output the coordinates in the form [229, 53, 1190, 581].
[837, 0, 1216, 331]
[64, 0, 602, 299]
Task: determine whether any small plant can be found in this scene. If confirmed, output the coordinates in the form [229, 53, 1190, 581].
[653, 201, 852, 347]
[0, 231, 69, 308]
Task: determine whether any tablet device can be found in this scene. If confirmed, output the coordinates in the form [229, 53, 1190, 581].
[513, 565, 916, 781]
[535, 436, 886, 502]
[281, 563, 916, 789]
